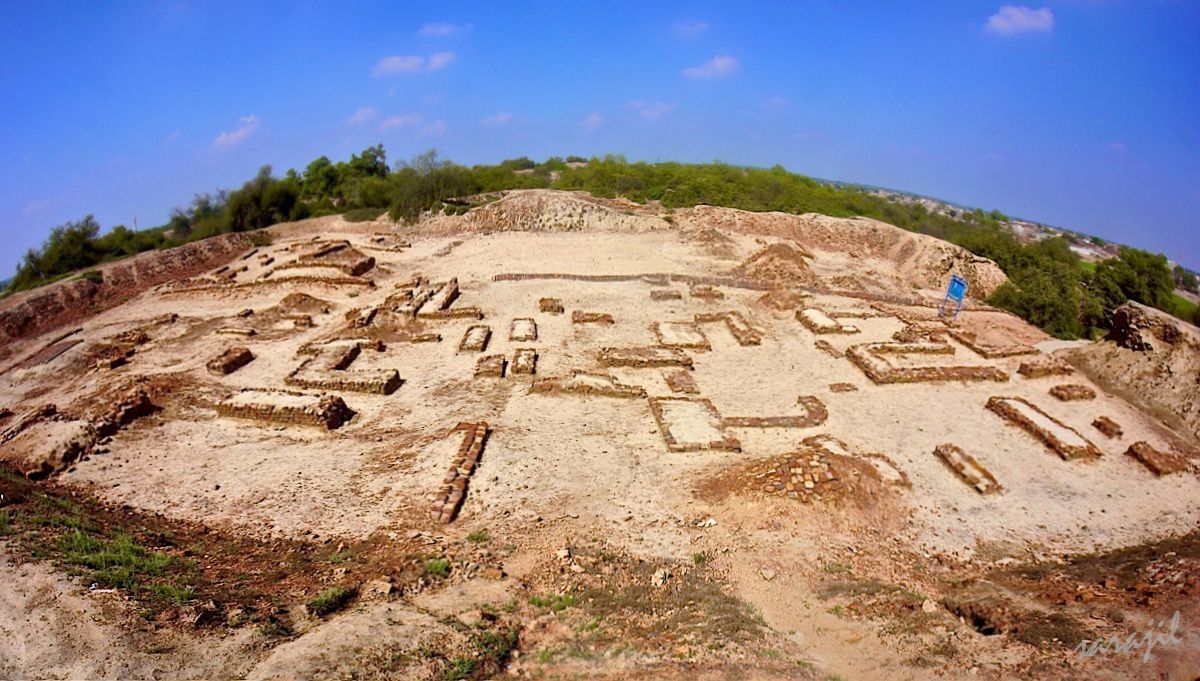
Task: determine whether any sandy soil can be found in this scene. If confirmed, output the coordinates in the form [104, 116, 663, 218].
[0, 191, 1196, 680]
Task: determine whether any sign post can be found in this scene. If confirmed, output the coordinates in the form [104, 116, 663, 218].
[939, 274, 968, 321]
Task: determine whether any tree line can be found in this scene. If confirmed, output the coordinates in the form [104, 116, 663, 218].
[7, 149, 1196, 335]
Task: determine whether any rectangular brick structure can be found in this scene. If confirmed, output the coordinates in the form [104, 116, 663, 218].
[213, 389, 352, 429]
[723, 395, 828, 429]
[664, 370, 699, 394]
[848, 342, 1009, 384]
[650, 289, 682, 301]
[690, 284, 724, 301]
[814, 340, 843, 359]
[1092, 416, 1123, 438]
[539, 298, 564, 314]
[654, 322, 710, 350]
[949, 329, 1037, 358]
[572, 311, 614, 324]
[797, 309, 859, 335]
[935, 443, 1001, 494]
[420, 278, 459, 315]
[722, 311, 762, 346]
[511, 348, 538, 375]
[474, 354, 507, 378]
[431, 422, 489, 523]
[530, 372, 646, 398]
[1125, 441, 1188, 476]
[510, 318, 538, 342]
[207, 347, 254, 375]
[1017, 357, 1075, 378]
[599, 346, 694, 369]
[459, 325, 492, 353]
[1049, 384, 1096, 401]
[648, 397, 741, 452]
[986, 396, 1101, 460]
[829, 383, 858, 393]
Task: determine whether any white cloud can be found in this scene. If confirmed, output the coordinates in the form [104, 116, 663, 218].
[372, 52, 455, 76]
[673, 19, 709, 37]
[420, 120, 447, 137]
[482, 111, 512, 126]
[627, 100, 674, 120]
[420, 22, 472, 36]
[212, 115, 260, 148]
[580, 112, 604, 133]
[427, 51, 456, 71]
[985, 6, 1054, 36]
[682, 55, 740, 79]
[347, 106, 379, 125]
[379, 113, 422, 131]
[23, 199, 51, 215]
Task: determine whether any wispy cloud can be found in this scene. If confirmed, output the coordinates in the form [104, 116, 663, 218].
[627, 100, 674, 120]
[372, 52, 455, 76]
[347, 106, 379, 125]
[764, 96, 790, 111]
[580, 112, 604, 133]
[164, 130, 181, 144]
[985, 5, 1054, 36]
[23, 199, 51, 215]
[420, 22, 472, 37]
[212, 115, 260, 148]
[379, 113, 422, 131]
[420, 120, 447, 137]
[482, 111, 512, 126]
[682, 55, 740, 79]
[673, 19, 709, 37]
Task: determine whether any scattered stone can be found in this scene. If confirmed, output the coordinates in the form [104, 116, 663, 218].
[1092, 416, 1123, 438]
[828, 383, 858, 393]
[652, 568, 671, 587]
[206, 346, 254, 375]
[538, 298, 564, 314]
[1049, 384, 1096, 401]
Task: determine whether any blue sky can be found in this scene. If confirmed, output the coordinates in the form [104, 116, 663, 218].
[2, 1, 1198, 274]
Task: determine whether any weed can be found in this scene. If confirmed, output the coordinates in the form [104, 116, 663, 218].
[466, 530, 488, 543]
[0, 509, 9, 534]
[693, 551, 710, 566]
[306, 585, 357, 617]
[328, 551, 352, 564]
[59, 530, 171, 591]
[153, 583, 195, 604]
[247, 231, 272, 248]
[425, 558, 451, 578]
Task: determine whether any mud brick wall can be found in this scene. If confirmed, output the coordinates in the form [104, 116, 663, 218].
[207, 347, 254, 375]
[420, 307, 483, 320]
[599, 347, 694, 368]
[847, 344, 1009, 384]
[814, 340, 843, 359]
[723, 312, 762, 346]
[424, 278, 460, 312]
[949, 329, 1036, 358]
[828, 383, 857, 392]
[648, 398, 741, 453]
[213, 394, 351, 429]
[529, 373, 647, 398]
[1049, 384, 1096, 401]
[1092, 416, 1123, 438]
[216, 328, 257, 338]
[1017, 358, 1074, 378]
[539, 298, 564, 314]
[653, 322, 710, 350]
[796, 309, 858, 334]
[509, 318, 538, 342]
[1125, 441, 1189, 476]
[511, 348, 537, 375]
[689, 285, 724, 300]
[650, 289, 682, 301]
[431, 422, 489, 523]
[935, 443, 1001, 494]
[723, 395, 827, 429]
[459, 325, 492, 353]
[893, 323, 948, 343]
[169, 275, 374, 295]
[286, 368, 401, 395]
[474, 354, 507, 378]
[572, 311, 614, 324]
[664, 370, 698, 394]
[986, 396, 1100, 460]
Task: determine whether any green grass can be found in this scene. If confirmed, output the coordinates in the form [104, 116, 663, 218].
[59, 530, 171, 591]
[0, 509, 9, 535]
[306, 585, 357, 617]
[1168, 293, 1197, 322]
[425, 558, 451, 577]
[153, 583, 195, 604]
[441, 628, 519, 681]
[465, 530, 488, 543]
[529, 593, 576, 612]
[692, 551, 711, 566]
[1079, 260, 1097, 274]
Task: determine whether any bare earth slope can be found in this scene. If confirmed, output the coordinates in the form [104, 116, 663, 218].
[0, 190, 1196, 681]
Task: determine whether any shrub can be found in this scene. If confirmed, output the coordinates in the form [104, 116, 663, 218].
[306, 585, 356, 617]
[425, 558, 451, 577]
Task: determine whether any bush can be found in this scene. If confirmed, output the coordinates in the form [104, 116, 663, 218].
[80, 270, 103, 285]
[306, 585, 356, 617]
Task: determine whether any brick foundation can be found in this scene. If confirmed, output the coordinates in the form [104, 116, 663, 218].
[814, 340, 843, 359]
[1125, 441, 1188, 476]
[664, 370, 699, 394]
[459, 325, 492, 353]
[511, 348, 538, 375]
[1092, 416, 1123, 438]
[1049, 384, 1096, 401]
[431, 422, 489, 523]
[650, 289, 682, 301]
[475, 354, 507, 378]
[689, 284, 724, 301]
[530, 372, 646, 398]
[829, 383, 858, 393]
[797, 308, 859, 335]
[599, 346, 693, 368]
[539, 298, 564, 314]
[649, 397, 741, 452]
[986, 396, 1100, 460]
[510, 318, 537, 342]
[935, 443, 1001, 494]
[949, 329, 1037, 358]
[848, 342, 1009, 384]
[749, 442, 840, 503]
[572, 311, 614, 324]
[207, 347, 254, 375]
[1017, 357, 1075, 378]
[653, 321, 710, 350]
[213, 390, 352, 429]
[723, 395, 827, 429]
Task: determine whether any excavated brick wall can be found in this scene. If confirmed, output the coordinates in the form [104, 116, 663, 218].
[213, 392, 352, 429]
[986, 396, 1100, 460]
[431, 422, 489, 523]
[1125, 441, 1189, 476]
[935, 443, 1001, 495]
[847, 343, 1008, 384]
[207, 347, 254, 375]
[1049, 384, 1096, 401]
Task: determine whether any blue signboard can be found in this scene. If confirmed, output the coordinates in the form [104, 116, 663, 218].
[939, 274, 969, 320]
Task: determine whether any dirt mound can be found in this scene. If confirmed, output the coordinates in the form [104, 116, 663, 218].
[674, 205, 1008, 296]
[730, 242, 816, 287]
[0, 233, 251, 349]
[1062, 302, 1200, 441]
[276, 293, 331, 314]
[423, 189, 667, 234]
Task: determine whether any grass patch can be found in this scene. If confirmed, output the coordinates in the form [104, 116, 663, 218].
[0, 509, 10, 534]
[59, 529, 170, 591]
[247, 231, 272, 248]
[425, 558, 451, 578]
[306, 585, 357, 617]
[441, 628, 519, 680]
[465, 530, 488, 543]
[153, 583, 195, 604]
[693, 551, 710, 566]
[529, 593, 576, 612]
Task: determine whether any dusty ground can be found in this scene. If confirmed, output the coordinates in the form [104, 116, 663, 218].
[0, 190, 1197, 680]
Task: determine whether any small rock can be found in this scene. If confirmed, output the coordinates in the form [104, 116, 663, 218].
[555, 548, 571, 560]
[362, 577, 395, 600]
[760, 567, 776, 581]
[921, 599, 938, 614]
[652, 568, 671, 588]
